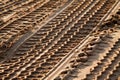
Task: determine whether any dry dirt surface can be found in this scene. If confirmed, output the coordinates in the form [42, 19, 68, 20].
[0, 0, 120, 80]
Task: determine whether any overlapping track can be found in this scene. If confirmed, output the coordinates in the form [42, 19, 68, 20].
[55, 28, 120, 80]
[54, 9, 120, 80]
[0, 0, 49, 27]
[0, 0, 67, 55]
[0, 0, 120, 80]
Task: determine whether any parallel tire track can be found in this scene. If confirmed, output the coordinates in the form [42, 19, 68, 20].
[0, 0, 119, 80]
